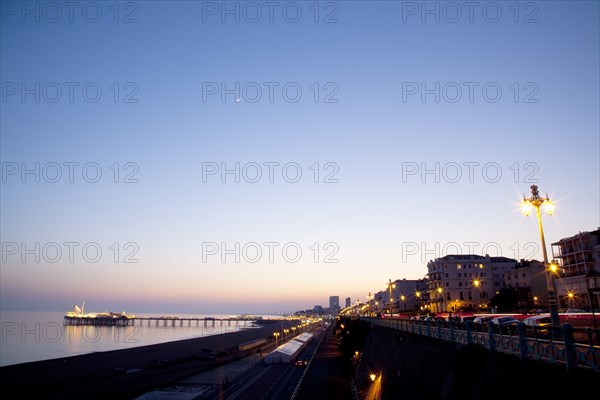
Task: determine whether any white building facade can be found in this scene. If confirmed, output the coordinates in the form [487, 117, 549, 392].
[427, 255, 517, 313]
[552, 229, 600, 310]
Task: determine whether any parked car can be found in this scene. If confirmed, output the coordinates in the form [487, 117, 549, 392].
[472, 316, 494, 330]
[489, 316, 520, 333]
[522, 315, 551, 338]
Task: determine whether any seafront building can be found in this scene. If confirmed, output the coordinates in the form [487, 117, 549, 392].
[355, 230, 600, 316]
[503, 259, 548, 307]
[552, 228, 600, 310]
[372, 278, 426, 314]
[426, 254, 517, 313]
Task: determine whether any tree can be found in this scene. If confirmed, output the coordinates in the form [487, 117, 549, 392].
[489, 288, 518, 312]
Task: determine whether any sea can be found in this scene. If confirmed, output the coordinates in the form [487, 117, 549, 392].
[0, 311, 281, 367]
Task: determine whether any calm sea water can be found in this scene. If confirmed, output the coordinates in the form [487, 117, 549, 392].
[0, 311, 278, 367]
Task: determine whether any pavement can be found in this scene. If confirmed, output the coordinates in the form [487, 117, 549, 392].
[294, 327, 355, 400]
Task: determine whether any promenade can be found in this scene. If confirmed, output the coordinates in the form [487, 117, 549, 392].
[295, 326, 354, 400]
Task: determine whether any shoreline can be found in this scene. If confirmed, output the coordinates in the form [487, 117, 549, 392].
[0, 319, 294, 400]
[0, 310, 278, 367]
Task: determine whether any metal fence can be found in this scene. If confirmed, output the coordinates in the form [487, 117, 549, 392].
[365, 318, 599, 373]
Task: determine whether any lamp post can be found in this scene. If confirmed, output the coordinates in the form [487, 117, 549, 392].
[399, 295, 406, 316]
[567, 292, 575, 309]
[437, 287, 443, 313]
[273, 331, 280, 346]
[415, 291, 421, 313]
[387, 279, 396, 316]
[521, 184, 560, 329]
[473, 279, 481, 309]
[587, 287, 600, 345]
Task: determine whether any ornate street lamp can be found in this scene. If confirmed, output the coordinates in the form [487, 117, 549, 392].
[521, 184, 560, 329]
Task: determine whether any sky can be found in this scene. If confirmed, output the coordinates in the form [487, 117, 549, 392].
[1, 1, 599, 315]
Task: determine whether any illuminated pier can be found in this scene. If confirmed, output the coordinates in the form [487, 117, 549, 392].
[63, 315, 134, 326]
[63, 316, 257, 327]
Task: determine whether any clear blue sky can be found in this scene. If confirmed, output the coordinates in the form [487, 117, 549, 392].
[1, 1, 598, 314]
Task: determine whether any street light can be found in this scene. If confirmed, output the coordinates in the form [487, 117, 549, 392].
[567, 292, 575, 308]
[367, 292, 373, 316]
[436, 287, 444, 313]
[521, 184, 561, 329]
[273, 331, 280, 346]
[587, 286, 600, 345]
[387, 279, 396, 316]
[399, 295, 406, 315]
[415, 291, 421, 313]
[472, 279, 481, 310]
